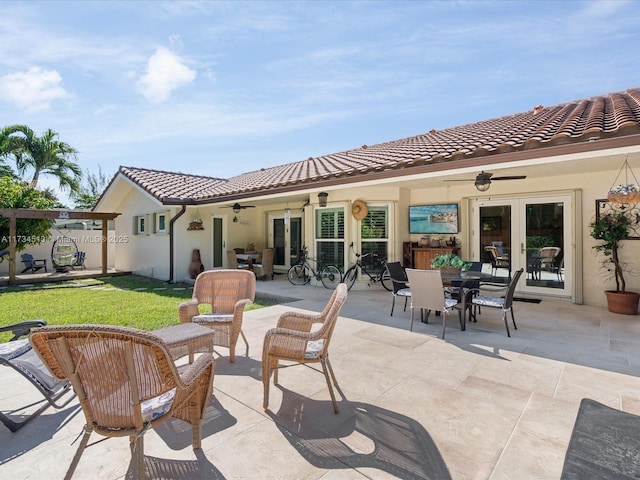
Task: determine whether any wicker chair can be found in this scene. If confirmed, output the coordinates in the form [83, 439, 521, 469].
[227, 250, 250, 270]
[262, 283, 348, 414]
[29, 325, 215, 480]
[253, 247, 274, 280]
[179, 269, 256, 363]
[405, 268, 462, 339]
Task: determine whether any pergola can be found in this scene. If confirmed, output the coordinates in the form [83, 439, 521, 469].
[0, 208, 121, 285]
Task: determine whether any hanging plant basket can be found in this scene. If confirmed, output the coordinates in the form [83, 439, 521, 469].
[607, 185, 640, 205]
[187, 219, 204, 231]
[607, 158, 640, 205]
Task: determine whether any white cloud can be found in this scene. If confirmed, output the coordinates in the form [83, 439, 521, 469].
[137, 47, 196, 103]
[0, 67, 69, 112]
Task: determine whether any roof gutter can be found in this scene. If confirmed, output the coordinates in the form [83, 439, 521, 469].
[169, 205, 187, 283]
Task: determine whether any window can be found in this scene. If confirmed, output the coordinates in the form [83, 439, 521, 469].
[155, 212, 167, 234]
[360, 205, 389, 274]
[134, 215, 148, 235]
[315, 207, 344, 269]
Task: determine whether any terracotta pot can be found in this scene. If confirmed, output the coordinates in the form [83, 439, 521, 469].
[605, 290, 640, 315]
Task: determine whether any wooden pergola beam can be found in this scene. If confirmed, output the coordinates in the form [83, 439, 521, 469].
[0, 209, 121, 285]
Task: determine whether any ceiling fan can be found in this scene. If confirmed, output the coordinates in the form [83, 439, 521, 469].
[444, 171, 526, 191]
[223, 202, 256, 213]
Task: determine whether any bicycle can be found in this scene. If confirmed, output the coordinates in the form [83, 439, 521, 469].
[342, 245, 392, 291]
[287, 248, 342, 289]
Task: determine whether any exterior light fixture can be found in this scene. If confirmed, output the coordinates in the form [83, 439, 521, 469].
[475, 178, 491, 192]
[232, 203, 242, 213]
[318, 192, 328, 207]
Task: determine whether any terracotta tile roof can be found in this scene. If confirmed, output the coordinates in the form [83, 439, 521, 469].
[116, 87, 640, 205]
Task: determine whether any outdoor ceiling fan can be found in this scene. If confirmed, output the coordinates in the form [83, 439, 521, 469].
[444, 171, 527, 192]
[224, 202, 256, 213]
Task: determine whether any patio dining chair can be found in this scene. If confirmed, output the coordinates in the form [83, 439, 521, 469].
[253, 247, 274, 280]
[0, 320, 75, 432]
[385, 261, 411, 316]
[262, 283, 348, 414]
[29, 324, 215, 480]
[179, 269, 256, 363]
[405, 268, 462, 339]
[468, 268, 524, 337]
[227, 250, 250, 270]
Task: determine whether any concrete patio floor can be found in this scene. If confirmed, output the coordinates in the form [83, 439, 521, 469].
[2, 274, 640, 479]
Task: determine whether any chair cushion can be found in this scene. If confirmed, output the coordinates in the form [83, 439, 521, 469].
[397, 288, 411, 297]
[193, 313, 233, 324]
[11, 347, 66, 392]
[141, 388, 176, 423]
[0, 338, 32, 360]
[304, 340, 325, 359]
[473, 295, 505, 308]
[444, 298, 459, 309]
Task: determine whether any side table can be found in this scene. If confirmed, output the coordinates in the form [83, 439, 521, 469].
[152, 323, 215, 363]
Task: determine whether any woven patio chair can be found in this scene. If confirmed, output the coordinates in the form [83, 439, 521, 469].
[29, 324, 215, 480]
[405, 268, 462, 339]
[0, 320, 75, 432]
[262, 283, 348, 414]
[253, 247, 274, 280]
[227, 250, 250, 269]
[179, 269, 256, 363]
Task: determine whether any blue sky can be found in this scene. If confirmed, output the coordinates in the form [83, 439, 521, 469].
[1, 0, 639, 206]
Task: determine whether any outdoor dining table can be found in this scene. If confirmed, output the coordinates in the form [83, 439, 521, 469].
[236, 252, 262, 270]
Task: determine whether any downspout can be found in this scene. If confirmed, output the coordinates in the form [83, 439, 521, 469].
[169, 205, 187, 283]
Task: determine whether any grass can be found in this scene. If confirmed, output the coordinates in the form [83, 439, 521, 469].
[0, 275, 277, 342]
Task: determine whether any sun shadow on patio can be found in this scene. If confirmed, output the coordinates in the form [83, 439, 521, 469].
[211, 355, 262, 381]
[267, 387, 450, 479]
[154, 395, 236, 450]
[0, 403, 81, 465]
[125, 449, 225, 480]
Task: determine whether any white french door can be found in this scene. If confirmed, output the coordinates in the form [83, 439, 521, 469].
[268, 212, 303, 272]
[471, 193, 575, 299]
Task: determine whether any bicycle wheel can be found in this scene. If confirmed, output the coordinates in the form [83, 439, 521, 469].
[343, 266, 358, 290]
[380, 268, 393, 291]
[320, 265, 342, 289]
[288, 264, 311, 285]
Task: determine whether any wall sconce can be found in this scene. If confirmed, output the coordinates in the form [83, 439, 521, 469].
[318, 192, 328, 207]
[475, 181, 491, 192]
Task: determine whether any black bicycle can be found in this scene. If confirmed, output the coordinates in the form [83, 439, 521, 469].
[342, 246, 392, 291]
[287, 248, 342, 289]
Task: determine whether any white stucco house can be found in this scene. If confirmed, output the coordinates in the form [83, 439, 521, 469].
[94, 86, 640, 309]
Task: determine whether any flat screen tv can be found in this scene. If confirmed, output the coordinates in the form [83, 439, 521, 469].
[409, 203, 459, 234]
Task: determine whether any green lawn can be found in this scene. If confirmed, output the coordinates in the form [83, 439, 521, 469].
[0, 275, 274, 342]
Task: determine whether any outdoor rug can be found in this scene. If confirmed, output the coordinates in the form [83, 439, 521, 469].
[561, 398, 640, 479]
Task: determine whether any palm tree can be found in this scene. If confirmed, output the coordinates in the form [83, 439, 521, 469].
[2, 125, 81, 193]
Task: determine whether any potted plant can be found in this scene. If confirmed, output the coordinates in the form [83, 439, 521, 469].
[589, 210, 640, 314]
[431, 253, 471, 275]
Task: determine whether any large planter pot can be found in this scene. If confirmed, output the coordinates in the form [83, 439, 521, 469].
[605, 290, 640, 315]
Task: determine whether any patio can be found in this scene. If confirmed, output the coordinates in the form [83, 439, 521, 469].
[2, 275, 640, 479]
